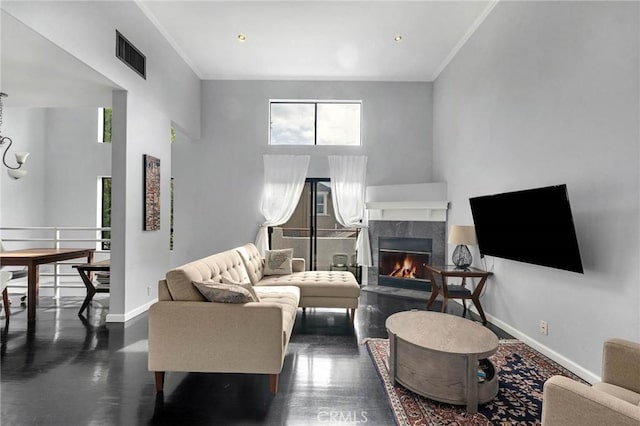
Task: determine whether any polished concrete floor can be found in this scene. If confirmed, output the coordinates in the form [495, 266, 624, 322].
[1, 288, 511, 426]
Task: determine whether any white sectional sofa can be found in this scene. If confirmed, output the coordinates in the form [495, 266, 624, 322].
[148, 243, 360, 394]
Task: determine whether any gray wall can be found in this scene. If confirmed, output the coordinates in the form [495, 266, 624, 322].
[433, 1, 639, 378]
[1, 108, 111, 230]
[170, 80, 433, 266]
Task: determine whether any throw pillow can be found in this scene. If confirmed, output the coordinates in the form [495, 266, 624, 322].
[192, 281, 258, 303]
[263, 248, 293, 275]
[220, 276, 260, 302]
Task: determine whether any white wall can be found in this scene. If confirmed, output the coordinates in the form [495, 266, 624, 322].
[433, 1, 639, 377]
[170, 80, 433, 266]
[0, 108, 47, 235]
[43, 108, 111, 227]
[2, 1, 201, 321]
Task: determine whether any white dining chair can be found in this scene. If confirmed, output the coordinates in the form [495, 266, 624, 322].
[0, 239, 28, 280]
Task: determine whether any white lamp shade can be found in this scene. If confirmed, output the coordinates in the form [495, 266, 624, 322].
[7, 169, 27, 179]
[448, 225, 477, 245]
[14, 151, 30, 164]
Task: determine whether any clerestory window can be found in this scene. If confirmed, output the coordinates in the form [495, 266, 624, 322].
[269, 101, 361, 146]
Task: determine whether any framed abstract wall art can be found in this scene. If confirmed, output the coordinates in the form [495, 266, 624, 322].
[144, 154, 161, 230]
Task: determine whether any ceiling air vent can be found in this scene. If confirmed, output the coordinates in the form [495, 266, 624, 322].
[116, 30, 146, 79]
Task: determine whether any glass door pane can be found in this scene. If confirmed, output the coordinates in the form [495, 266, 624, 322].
[272, 182, 312, 268]
[272, 179, 357, 273]
[314, 181, 357, 272]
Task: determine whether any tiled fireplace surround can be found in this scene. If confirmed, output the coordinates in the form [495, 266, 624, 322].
[367, 220, 446, 288]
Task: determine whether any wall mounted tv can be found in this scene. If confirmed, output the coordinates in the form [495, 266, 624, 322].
[469, 184, 584, 274]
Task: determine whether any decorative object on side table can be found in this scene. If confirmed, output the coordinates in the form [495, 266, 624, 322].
[449, 225, 477, 269]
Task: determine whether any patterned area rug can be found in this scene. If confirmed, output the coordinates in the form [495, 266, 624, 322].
[365, 338, 586, 425]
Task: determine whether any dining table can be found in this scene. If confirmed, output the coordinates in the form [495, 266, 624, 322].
[0, 248, 95, 322]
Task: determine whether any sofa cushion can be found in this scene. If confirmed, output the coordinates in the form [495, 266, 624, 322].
[221, 276, 260, 302]
[193, 281, 258, 303]
[257, 271, 360, 298]
[254, 286, 300, 343]
[592, 382, 640, 406]
[236, 243, 265, 285]
[264, 248, 293, 275]
[165, 249, 249, 301]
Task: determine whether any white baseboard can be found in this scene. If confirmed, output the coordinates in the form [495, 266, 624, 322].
[106, 298, 157, 323]
[450, 300, 601, 384]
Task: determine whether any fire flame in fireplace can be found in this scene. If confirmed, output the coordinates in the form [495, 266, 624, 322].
[389, 256, 417, 279]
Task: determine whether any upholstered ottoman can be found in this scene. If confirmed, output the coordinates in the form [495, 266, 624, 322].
[236, 243, 361, 321]
[258, 271, 360, 319]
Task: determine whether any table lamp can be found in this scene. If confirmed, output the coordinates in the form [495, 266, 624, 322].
[448, 225, 477, 269]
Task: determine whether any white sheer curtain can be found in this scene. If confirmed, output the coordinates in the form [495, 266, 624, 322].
[328, 155, 372, 266]
[255, 155, 310, 255]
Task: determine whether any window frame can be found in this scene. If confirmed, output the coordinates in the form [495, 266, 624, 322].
[98, 107, 112, 143]
[97, 176, 111, 251]
[268, 100, 362, 146]
[316, 191, 329, 216]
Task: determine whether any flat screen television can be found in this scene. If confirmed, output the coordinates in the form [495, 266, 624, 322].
[469, 184, 584, 273]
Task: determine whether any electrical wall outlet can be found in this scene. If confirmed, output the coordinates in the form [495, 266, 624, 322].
[539, 320, 548, 335]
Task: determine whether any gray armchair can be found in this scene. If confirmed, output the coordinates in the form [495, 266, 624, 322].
[542, 338, 640, 426]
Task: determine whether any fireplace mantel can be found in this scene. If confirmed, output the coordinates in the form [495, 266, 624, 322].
[366, 182, 449, 222]
[366, 201, 449, 222]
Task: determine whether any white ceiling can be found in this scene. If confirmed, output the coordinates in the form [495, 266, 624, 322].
[0, 1, 497, 107]
[139, 0, 496, 81]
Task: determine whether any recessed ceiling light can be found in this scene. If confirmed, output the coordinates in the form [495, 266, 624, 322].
[394, 35, 402, 42]
[237, 34, 247, 42]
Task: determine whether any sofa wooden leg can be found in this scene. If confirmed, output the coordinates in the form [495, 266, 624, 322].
[269, 374, 279, 394]
[349, 308, 356, 322]
[154, 371, 165, 393]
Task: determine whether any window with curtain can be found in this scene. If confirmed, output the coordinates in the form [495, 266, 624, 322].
[328, 155, 372, 266]
[255, 155, 310, 255]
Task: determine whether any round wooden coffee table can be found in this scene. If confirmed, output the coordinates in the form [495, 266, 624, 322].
[385, 310, 499, 413]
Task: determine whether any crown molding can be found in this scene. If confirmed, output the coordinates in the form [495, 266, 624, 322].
[134, 0, 203, 79]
